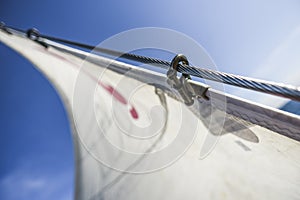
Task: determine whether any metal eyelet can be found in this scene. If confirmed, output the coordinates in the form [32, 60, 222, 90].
[27, 28, 40, 41]
[26, 28, 48, 48]
[170, 54, 191, 79]
[167, 54, 194, 106]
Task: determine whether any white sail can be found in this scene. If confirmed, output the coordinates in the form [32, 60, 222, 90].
[1, 30, 300, 200]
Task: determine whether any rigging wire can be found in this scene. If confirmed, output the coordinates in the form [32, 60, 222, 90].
[2, 24, 300, 102]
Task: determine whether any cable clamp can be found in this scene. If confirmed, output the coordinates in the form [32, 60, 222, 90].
[167, 54, 209, 106]
[167, 54, 209, 105]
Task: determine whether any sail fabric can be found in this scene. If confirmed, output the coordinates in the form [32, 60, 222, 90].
[1, 30, 300, 200]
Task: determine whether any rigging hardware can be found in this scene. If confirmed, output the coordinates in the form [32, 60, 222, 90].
[3, 23, 300, 102]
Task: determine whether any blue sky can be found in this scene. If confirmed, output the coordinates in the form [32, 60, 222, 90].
[1, 0, 300, 199]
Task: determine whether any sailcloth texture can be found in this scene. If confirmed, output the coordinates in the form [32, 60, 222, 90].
[1, 30, 300, 200]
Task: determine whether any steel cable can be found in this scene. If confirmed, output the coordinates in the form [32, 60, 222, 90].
[3, 24, 300, 102]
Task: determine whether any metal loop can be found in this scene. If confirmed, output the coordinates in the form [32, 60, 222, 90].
[27, 28, 40, 41]
[26, 28, 48, 48]
[167, 54, 194, 105]
[170, 54, 191, 79]
[170, 54, 189, 71]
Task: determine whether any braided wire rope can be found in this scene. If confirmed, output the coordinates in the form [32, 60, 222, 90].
[2, 24, 300, 102]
